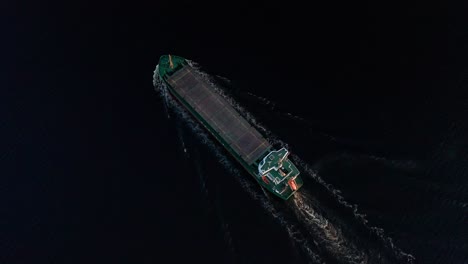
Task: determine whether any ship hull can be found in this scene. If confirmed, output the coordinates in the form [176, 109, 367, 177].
[156, 55, 303, 200]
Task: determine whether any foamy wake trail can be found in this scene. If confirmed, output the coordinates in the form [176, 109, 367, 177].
[245, 91, 341, 143]
[246, 92, 277, 110]
[175, 118, 189, 156]
[314, 152, 420, 172]
[153, 65, 171, 119]
[290, 155, 416, 264]
[153, 64, 415, 263]
[234, 90, 416, 263]
[291, 191, 368, 264]
[153, 67, 324, 264]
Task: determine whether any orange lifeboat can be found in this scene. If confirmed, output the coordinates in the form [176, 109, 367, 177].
[288, 178, 298, 191]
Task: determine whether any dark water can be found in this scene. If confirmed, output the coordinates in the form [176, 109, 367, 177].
[153, 60, 467, 264]
[3, 0, 468, 263]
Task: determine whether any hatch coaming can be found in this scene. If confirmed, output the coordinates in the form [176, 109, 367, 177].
[165, 64, 271, 165]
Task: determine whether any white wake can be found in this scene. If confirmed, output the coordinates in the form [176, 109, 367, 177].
[153, 63, 415, 264]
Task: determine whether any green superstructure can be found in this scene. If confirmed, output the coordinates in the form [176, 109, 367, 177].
[157, 54, 303, 200]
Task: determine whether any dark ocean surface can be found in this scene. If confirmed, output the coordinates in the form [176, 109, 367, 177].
[2, 0, 467, 263]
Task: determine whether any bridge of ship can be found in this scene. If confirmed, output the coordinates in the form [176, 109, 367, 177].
[258, 148, 299, 185]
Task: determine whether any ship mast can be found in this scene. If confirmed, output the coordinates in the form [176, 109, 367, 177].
[168, 54, 174, 69]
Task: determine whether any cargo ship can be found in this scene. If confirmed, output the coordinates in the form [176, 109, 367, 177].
[156, 54, 303, 200]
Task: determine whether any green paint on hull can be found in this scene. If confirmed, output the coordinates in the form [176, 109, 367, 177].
[157, 54, 303, 200]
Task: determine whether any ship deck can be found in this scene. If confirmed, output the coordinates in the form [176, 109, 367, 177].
[167, 65, 271, 165]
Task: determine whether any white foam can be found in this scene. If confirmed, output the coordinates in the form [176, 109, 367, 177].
[153, 64, 324, 263]
[290, 154, 416, 263]
[152, 63, 415, 264]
